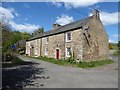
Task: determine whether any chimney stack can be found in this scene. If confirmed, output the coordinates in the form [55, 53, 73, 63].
[52, 23, 61, 29]
[92, 9, 100, 20]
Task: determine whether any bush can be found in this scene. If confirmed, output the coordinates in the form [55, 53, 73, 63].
[12, 56, 24, 65]
[3, 51, 13, 61]
[68, 52, 75, 64]
[113, 50, 120, 56]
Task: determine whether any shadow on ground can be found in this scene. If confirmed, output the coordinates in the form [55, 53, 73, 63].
[2, 62, 45, 90]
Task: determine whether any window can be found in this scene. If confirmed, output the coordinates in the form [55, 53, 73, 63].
[66, 32, 72, 42]
[66, 47, 71, 57]
[45, 48, 48, 55]
[35, 49, 38, 55]
[46, 37, 49, 44]
[36, 40, 38, 45]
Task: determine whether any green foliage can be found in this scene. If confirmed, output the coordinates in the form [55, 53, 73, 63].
[12, 56, 24, 65]
[2, 55, 24, 68]
[21, 32, 32, 39]
[36, 56, 69, 65]
[118, 41, 120, 50]
[2, 24, 13, 53]
[78, 60, 114, 68]
[109, 43, 113, 50]
[32, 56, 114, 68]
[109, 43, 118, 50]
[32, 27, 44, 36]
[68, 52, 75, 64]
[2, 23, 31, 53]
[113, 50, 120, 56]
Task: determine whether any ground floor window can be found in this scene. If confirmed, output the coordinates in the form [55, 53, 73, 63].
[35, 49, 38, 55]
[66, 47, 71, 57]
[45, 48, 48, 55]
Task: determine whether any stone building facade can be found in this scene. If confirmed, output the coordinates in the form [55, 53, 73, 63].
[26, 9, 109, 62]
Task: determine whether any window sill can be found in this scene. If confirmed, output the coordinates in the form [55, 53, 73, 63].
[66, 40, 72, 43]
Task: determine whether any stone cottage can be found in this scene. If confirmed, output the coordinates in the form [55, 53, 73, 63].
[26, 9, 109, 62]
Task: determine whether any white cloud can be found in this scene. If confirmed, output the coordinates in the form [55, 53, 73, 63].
[14, 12, 20, 17]
[9, 21, 40, 33]
[52, 0, 101, 8]
[113, 34, 120, 38]
[109, 39, 118, 43]
[0, 6, 14, 20]
[89, 11, 119, 25]
[0, 7, 40, 33]
[100, 12, 119, 25]
[55, 14, 74, 25]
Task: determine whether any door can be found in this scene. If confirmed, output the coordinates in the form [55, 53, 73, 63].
[56, 49, 59, 59]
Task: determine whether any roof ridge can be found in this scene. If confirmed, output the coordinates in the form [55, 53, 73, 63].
[27, 16, 93, 41]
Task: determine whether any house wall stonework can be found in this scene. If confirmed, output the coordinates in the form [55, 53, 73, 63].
[26, 11, 109, 62]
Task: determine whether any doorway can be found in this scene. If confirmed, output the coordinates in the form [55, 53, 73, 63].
[56, 49, 59, 59]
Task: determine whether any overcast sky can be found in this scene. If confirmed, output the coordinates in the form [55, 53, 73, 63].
[0, 1, 119, 43]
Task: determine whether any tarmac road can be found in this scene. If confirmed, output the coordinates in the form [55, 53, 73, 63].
[17, 50, 118, 88]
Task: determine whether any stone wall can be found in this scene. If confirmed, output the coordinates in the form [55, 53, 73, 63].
[82, 18, 109, 62]
[26, 17, 109, 61]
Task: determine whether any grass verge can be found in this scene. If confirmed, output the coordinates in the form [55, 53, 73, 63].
[113, 50, 120, 56]
[34, 56, 114, 68]
[2, 56, 24, 68]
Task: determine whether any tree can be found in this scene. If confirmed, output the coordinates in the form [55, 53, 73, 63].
[109, 43, 113, 50]
[32, 27, 44, 36]
[118, 41, 120, 50]
[21, 32, 32, 39]
[2, 22, 13, 53]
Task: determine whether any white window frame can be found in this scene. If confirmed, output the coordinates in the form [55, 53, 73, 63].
[66, 31, 72, 42]
[66, 47, 71, 57]
[46, 37, 49, 44]
[45, 48, 48, 55]
[35, 49, 38, 55]
[28, 42, 30, 47]
[35, 40, 38, 45]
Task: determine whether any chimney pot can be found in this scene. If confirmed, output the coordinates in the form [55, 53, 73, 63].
[52, 23, 61, 29]
[92, 9, 100, 19]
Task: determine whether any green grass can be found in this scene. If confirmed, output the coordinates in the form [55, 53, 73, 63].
[2, 56, 24, 68]
[78, 60, 114, 68]
[113, 50, 120, 56]
[34, 56, 114, 68]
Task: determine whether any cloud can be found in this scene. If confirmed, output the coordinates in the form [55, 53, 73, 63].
[14, 12, 20, 17]
[9, 21, 40, 33]
[109, 39, 118, 43]
[89, 11, 119, 25]
[0, 7, 40, 33]
[55, 14, 74, 25]
[113, 34, 120, 38]
[100, 12, 119, 25]
[52, 0, 101, 8]
[0, 6, 14, 20]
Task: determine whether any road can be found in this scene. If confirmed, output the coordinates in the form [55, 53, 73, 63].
[2, 50, 118, 89]
[17, 50, 118, 88]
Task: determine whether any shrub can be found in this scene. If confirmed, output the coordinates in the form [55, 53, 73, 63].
[113, 50, 120, 56]
[12, 56, 24, 65]
[68, 52, 75, 64]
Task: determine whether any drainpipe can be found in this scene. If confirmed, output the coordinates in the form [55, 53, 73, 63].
[40, 38, 42, 56]
[64, 33, 66, 59]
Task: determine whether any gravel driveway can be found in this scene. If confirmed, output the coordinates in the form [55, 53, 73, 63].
[2, 50, 118, 88]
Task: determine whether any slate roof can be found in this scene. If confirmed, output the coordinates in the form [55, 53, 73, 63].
[27, 16, 93, 41]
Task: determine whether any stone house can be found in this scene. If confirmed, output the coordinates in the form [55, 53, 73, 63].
[26, 9, 109, 62]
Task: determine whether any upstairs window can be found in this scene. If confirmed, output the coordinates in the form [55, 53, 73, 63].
[46, 37, 49, 44]
[45, 48, 48, 55]
[66, 32, 72, 42]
